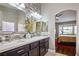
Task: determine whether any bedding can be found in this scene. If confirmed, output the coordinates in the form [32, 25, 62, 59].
[60, 41, 76, 46]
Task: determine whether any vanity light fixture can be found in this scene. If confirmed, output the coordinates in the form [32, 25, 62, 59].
[31, 12, 42, 19]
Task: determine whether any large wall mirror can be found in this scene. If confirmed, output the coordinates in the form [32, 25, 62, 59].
[0, 5, 26, 34]
[0, 5, 48, 35]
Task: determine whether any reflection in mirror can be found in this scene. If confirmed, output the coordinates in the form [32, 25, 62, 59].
[18, 24, 25, 32]
[25, 17, 33, 33]
[36, 22, 41, 32]
[41, 22, 48, 32]
[2, 21, 14, 32]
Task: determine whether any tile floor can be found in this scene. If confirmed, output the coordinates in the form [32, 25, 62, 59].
[45, 50, 67, 56]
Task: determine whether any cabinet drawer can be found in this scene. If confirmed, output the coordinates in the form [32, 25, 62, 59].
[45, 41, 49, 49]
[44, 38, 49, 42]
[30, 41, 39, 49]
[40, 43, 45, 47]
[0, 44, 29, 56]
[3, 49, 25, 56]
[40, 39, 45, 43]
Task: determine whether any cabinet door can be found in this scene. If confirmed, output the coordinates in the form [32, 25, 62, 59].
[40, 48, 46, 56]
[45, 40, 49, 49]
[29, 47, 39, 56]
[40, 44, 46, 56]
[39, 38, 49, 56]
[45, 41, 49, 53]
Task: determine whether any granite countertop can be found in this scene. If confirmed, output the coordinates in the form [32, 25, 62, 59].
[0, 36, 49, 53]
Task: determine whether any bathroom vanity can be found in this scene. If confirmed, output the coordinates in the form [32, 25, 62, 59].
[0, 36, 49, 56]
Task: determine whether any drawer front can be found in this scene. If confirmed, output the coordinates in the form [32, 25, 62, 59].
[40, 39, 45, 43]
[16, 49, 27, 56]
[30, 41, 39, 49]
[0, 44, 29, 56]
[17, 44, 29, 51]
[0, 51, 17, 56]
[40, 41, 45, 47]
[44, 38, 49, 42]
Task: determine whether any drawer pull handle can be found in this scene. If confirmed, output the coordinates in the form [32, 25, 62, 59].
[17, 49, 24, 53]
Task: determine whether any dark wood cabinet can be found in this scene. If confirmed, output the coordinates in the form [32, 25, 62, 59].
[0, 37, 49, 56]
[40, 40, 46, 56]
[29, 41, 39, 56]
[45, 39, 49, 53]
[40, 46, 46, 56]
[39, 38, 49, 56]
[29, 47, 39, 56]
[45, 38, 49, 49]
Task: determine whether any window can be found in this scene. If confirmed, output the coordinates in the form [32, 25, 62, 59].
[59, 26, 77, 35]
[2, 21, 14, 32]
[63, 26, 73, 34]
[18, 24, 25, 32]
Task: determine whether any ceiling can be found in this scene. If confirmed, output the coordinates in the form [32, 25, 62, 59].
[55, 10, 76, 23]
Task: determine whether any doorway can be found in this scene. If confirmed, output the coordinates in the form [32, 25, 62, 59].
[55, 10, 76, 56]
